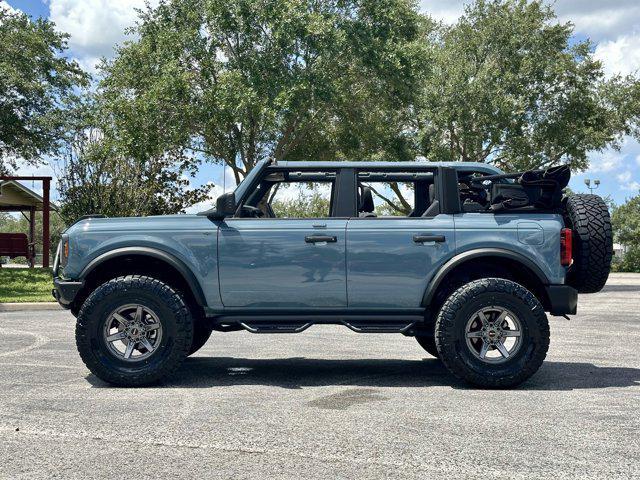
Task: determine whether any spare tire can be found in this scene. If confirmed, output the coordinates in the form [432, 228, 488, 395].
[563, 194, 613, 293]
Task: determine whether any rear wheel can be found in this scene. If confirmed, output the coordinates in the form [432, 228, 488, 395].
[435, 278, 549, 388]
[76, 275, 193, 386]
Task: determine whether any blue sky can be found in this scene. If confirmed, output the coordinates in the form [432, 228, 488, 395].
[4, 0, 640, 209]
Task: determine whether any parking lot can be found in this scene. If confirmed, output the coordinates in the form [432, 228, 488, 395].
[0, 274, 639, 479]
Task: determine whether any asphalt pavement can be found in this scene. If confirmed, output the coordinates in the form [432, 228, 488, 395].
[0, 274, 639, 479]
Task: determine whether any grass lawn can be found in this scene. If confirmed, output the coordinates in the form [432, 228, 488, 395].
[0, 268, 54, 303]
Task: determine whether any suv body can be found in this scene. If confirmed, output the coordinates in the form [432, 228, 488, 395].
[53, 160, 588, 387]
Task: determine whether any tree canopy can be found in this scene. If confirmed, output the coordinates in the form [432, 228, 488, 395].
[4, 0, 640, 221]
[55, 97, 211, 222]
[78, 0, 640, 218]
[93, 0, 640, 182]
[611, 194, 640, 272]
[97, 0, 432, 183]
[417, 0, 640, 172]
[0, 9, 88, 173]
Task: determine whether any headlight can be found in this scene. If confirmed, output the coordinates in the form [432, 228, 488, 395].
[53, 241, 61, 274]
[60, 234, 70, 268]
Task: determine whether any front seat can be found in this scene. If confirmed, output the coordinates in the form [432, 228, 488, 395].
[421, 184, 440, 217]
[358, 186, 377, 217]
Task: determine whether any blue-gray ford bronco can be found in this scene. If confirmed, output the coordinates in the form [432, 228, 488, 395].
[52, 161, 613, 387]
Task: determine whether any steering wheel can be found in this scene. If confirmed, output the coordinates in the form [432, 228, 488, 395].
[241, 205, 264, 218]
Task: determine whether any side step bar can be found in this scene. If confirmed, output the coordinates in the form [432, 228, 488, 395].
[212, 314, 423, 334]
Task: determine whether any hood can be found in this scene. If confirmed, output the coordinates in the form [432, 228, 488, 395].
[64, 214, 212, 235]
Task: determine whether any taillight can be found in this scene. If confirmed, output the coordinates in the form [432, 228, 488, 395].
[560, 228, 573, 266]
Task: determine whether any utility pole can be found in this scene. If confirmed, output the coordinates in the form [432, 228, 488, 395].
[42, 178, 50, 268]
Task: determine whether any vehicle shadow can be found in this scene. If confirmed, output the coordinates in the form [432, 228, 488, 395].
[87, 357, 640, 391]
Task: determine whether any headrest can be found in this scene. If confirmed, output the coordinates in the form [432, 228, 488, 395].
[428, 184, 436, 203]
[359, 186, 375, 213]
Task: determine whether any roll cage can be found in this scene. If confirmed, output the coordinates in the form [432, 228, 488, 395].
[234, 164, 463, 219]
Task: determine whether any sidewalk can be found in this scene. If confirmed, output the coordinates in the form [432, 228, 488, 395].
[0, 302, 62, 312]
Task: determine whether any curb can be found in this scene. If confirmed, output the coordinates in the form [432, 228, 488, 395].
[0, 302, 63, 312]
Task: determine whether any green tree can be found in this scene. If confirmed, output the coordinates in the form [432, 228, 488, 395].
[0, 9, 88, 173]
[418, 0, 640, 172]
[611, 193, 640, 272]
[56, 98, 212, 222]
[271, 188, 331, 218]
[96, 0, 431, 184]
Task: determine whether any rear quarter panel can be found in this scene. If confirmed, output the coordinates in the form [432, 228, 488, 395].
[454, 212, 566, 284]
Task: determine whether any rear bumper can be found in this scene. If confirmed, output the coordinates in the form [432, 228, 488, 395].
[546, 285, 578, 315]
[52, 277, 84, 309]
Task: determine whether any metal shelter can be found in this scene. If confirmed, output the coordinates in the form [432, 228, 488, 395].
[0, 176, 54, 268]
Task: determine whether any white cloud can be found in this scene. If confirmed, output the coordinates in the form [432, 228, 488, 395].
[617, 171, 632, 183]
[184, 164, 236, 214]
[48, 0, 159, 72]
[594, 34, 640, 77]
[419, 0, 640, 46]
[586, 150, 624, 173]
[46, 0, 640, 79]
[578, 139, 640, 199]
[184, 184, 222, 214]
[553, 0, 640, 41]
[0, 1, 18, 14]
[418, 0, 465, 24]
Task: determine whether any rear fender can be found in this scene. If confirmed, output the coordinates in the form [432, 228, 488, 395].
[422, 248, 550, 307]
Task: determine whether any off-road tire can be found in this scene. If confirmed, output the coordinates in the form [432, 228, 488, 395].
[435, 278, 550, 388]
[415, 335, 440, 358]
[189, 320, 213, 356]
[563, 194, 613, 293]
[76, 275, 193, 387]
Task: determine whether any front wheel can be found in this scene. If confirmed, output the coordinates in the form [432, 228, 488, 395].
[75, 275, 194, 387]
[435, 278, 549, 388]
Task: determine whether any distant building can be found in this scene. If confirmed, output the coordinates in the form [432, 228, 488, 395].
[613, 243, 628, 258]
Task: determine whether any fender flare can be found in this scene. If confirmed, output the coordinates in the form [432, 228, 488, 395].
[422, 248, 550, 307]
[79, 246, 208, 307]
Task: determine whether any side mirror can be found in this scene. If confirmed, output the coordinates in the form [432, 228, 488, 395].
[217, 192, 236, 214]
[200, 192, 236, 220]
[215, 192, 236, 218]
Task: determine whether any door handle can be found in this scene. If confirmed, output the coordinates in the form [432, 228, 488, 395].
[305, 235, 337, 243]
[413, 234, 446, 243]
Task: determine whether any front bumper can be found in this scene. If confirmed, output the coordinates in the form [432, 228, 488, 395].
[52, 277, 84, 309]
[545, 285, 578, 315]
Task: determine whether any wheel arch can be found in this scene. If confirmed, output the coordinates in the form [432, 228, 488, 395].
[74, 247, 208, 316]
[423, 248, 551, 314]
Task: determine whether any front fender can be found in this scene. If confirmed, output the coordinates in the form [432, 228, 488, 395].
[62, 219, 221, 309]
